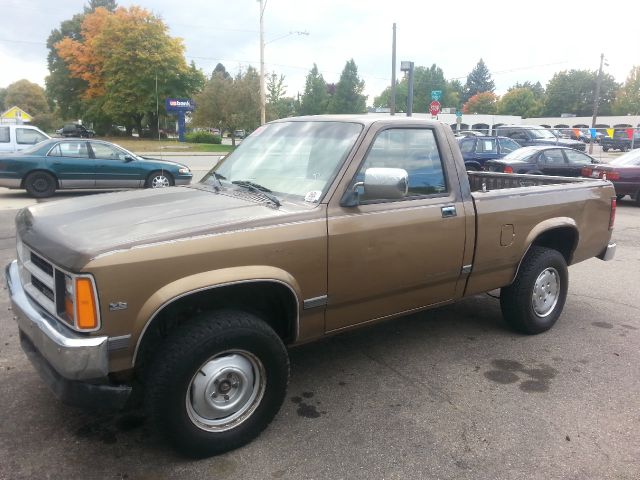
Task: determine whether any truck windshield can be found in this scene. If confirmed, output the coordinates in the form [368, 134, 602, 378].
[528, 129, 557, 139]
[201, 121, 363, 202]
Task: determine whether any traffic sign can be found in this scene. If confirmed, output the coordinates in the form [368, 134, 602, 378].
[429, 100, 441, 116]
[455, 110, 462, 118]
[431, 90, 442, 101]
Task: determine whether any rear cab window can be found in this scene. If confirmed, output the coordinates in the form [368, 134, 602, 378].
[0, 126, 9, 143]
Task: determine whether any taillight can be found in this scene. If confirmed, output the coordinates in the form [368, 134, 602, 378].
[603, 171, 620, 181]
[504, 166, 513, 174]
[609, 197, 616, 230]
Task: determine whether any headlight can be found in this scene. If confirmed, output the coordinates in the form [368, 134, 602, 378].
[60, 273, 99, 331]
[178, 167, 191, 174]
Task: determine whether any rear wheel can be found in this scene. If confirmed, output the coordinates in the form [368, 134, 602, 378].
[603, 146, 609, 152]
[500, 246, 568, 334]
[24, 171, 56, 198]
[146, 310, 289, 458]
[146, 171, 174, 188]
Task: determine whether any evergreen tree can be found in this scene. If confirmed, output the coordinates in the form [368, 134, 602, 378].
[212, 63, 231, 80]
[464, 59, 495, 101]
[299, 64, 329, 115]
[328, 59, 367, 114]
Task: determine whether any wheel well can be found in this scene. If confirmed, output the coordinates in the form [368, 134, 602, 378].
[530, 227, 578, 264]
[134, 281, 298, 375]
[20, 169, 59, 189]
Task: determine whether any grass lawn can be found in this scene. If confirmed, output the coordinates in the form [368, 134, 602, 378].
[97, 137, 235, 153]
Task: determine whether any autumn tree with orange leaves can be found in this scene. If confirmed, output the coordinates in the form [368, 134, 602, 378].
[55, 6, 203, 136]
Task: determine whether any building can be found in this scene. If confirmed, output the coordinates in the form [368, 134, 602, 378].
[522, 115, 640, 130]
[0, 106, 33, 124]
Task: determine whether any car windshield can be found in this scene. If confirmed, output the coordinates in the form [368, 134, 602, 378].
[528, 129, 557, 139]
[201, 121, 363, 202]
[610, 149, 640, 166]
[502, 147, 538, 161]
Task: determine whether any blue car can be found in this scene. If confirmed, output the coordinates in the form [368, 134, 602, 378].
[457, 136, 522, 171]
[0, 139, 192, 198]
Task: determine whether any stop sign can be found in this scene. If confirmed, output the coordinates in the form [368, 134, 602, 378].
[429, 100, 441, 116]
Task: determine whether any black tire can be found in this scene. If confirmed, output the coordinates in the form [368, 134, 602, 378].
[146, 310, 289, 458]
[602, 146, 609, 152]
[616, 194, 625, 201]
[24, 171, 57, 198]
[146, 170, 174, 188]
[500, 246, 568, 334]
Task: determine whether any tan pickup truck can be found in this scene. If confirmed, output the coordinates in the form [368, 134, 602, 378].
[5, 115, 616, 457]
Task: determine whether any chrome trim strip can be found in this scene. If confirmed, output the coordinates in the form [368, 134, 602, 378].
[107, 334, 132, 351]
[24, 283, 55, 312]
[132, 279, 301, 367]
[303, 295, 328, 310]
[461, 264, 472, 275]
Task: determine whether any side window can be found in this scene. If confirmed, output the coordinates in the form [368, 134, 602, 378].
[459, 139, 475, 154]
[476, 139, 497, 154]
[540, 149, 564, 165]
[91, 143, 127, 160]
[511, 131, 529, 142]
[564, 149, 592, 165]
[48, 144, 61, 156]
[498, 138, 520, 153]
[16, 128, 47, 145]
[0, 127, 9, 143]
[56, 141, 90, 158]
[356, 128, 447, 200]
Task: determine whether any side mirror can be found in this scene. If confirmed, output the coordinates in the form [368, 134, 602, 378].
[341, 167, 408, 207]
[124, 156, 135, 162]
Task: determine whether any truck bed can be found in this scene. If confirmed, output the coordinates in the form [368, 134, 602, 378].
[467, 171, 592, 192]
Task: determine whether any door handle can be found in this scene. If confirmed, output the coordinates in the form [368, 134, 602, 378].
[441, 206, 457, 218]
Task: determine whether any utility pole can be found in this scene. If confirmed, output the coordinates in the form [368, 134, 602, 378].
[390, 23, 396, 116]
[589, 53, 604, 154]
[259, 0, 266, 125]
[400, 61, 414, 117]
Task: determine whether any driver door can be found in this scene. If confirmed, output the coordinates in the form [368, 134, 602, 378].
[325, 126, 468, 332]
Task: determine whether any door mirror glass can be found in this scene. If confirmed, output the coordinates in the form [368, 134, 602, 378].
[124, 155, 135, 162]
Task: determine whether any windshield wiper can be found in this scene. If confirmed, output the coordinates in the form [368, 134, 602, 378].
[231, 180, 281, 207]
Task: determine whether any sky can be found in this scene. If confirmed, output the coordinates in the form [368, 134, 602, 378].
[0, 0, 637, 107]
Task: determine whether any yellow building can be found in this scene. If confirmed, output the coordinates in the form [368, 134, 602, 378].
[0, 106, 33, 124]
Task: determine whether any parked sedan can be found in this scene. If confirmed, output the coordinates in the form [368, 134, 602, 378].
[485, 146, 600, 177]
[0, 139, 192, 198]
[581, 149, 640, 204]
[457, 136, 522, 170]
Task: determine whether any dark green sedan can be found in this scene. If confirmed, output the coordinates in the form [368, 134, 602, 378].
[0, 139, 192, 197]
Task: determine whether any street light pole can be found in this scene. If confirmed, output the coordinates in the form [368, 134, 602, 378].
[589, 52, 605, 154]
[259, 0, 266, 125]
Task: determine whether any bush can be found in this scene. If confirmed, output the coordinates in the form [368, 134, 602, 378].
[185, 131, 222, 144]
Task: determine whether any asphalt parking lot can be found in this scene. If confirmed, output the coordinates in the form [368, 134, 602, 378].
[0, 177, 638, 479]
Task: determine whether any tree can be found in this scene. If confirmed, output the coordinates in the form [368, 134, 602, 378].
[464, 59, 495, 102]
[55, 6, 204, 136]
[4, 80, 50, 116]
[212, 63, 231, 80]
[510, 81, 544, 100]
[192, 66, 260, 145]
[497, 88, 541, 117]
[45, 0, 118, 119]
[463, 92, 498, 114]
[613, 66, 640, 115]
[329, 59, 366, 114]
[266, 72, 293, 121]
[542, 69, 619, 116]
[0, 88, 7, 112]
[299, 64, 329, 115]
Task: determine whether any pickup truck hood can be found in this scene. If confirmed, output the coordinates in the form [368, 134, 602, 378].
[16, 186, 295, 271]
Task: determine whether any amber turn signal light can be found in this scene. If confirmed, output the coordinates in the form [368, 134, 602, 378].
[75, 277, 98, 330]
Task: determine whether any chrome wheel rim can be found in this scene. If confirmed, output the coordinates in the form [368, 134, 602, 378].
[186, 350, 266, 432]
[151, 175, 170, 188]
[532, 267, 560, 317]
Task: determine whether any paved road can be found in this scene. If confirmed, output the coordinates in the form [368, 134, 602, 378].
[0, 194, 639, 479]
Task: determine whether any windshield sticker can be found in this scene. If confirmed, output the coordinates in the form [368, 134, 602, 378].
[304, 190, 322, 203]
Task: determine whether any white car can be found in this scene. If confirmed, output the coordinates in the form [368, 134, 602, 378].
[0, 124, 50, 153]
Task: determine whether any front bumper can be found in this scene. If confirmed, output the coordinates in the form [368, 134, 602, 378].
[598, 242, 616, 261]
[5, 261, 131, 409]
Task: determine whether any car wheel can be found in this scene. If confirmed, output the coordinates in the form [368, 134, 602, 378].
[146, 310, 289, 458]
[24, 171, 57, 198]
[146, 171, 174, 188]
[603, 146, 609, 152]
[500, 246, 568, 334]
[616, 194, 625, 201]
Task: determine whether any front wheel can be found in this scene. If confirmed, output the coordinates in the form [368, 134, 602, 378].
[146, 310, 289, 458]
[500, 246, 568, 334]
[146, 171, 174, 188]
